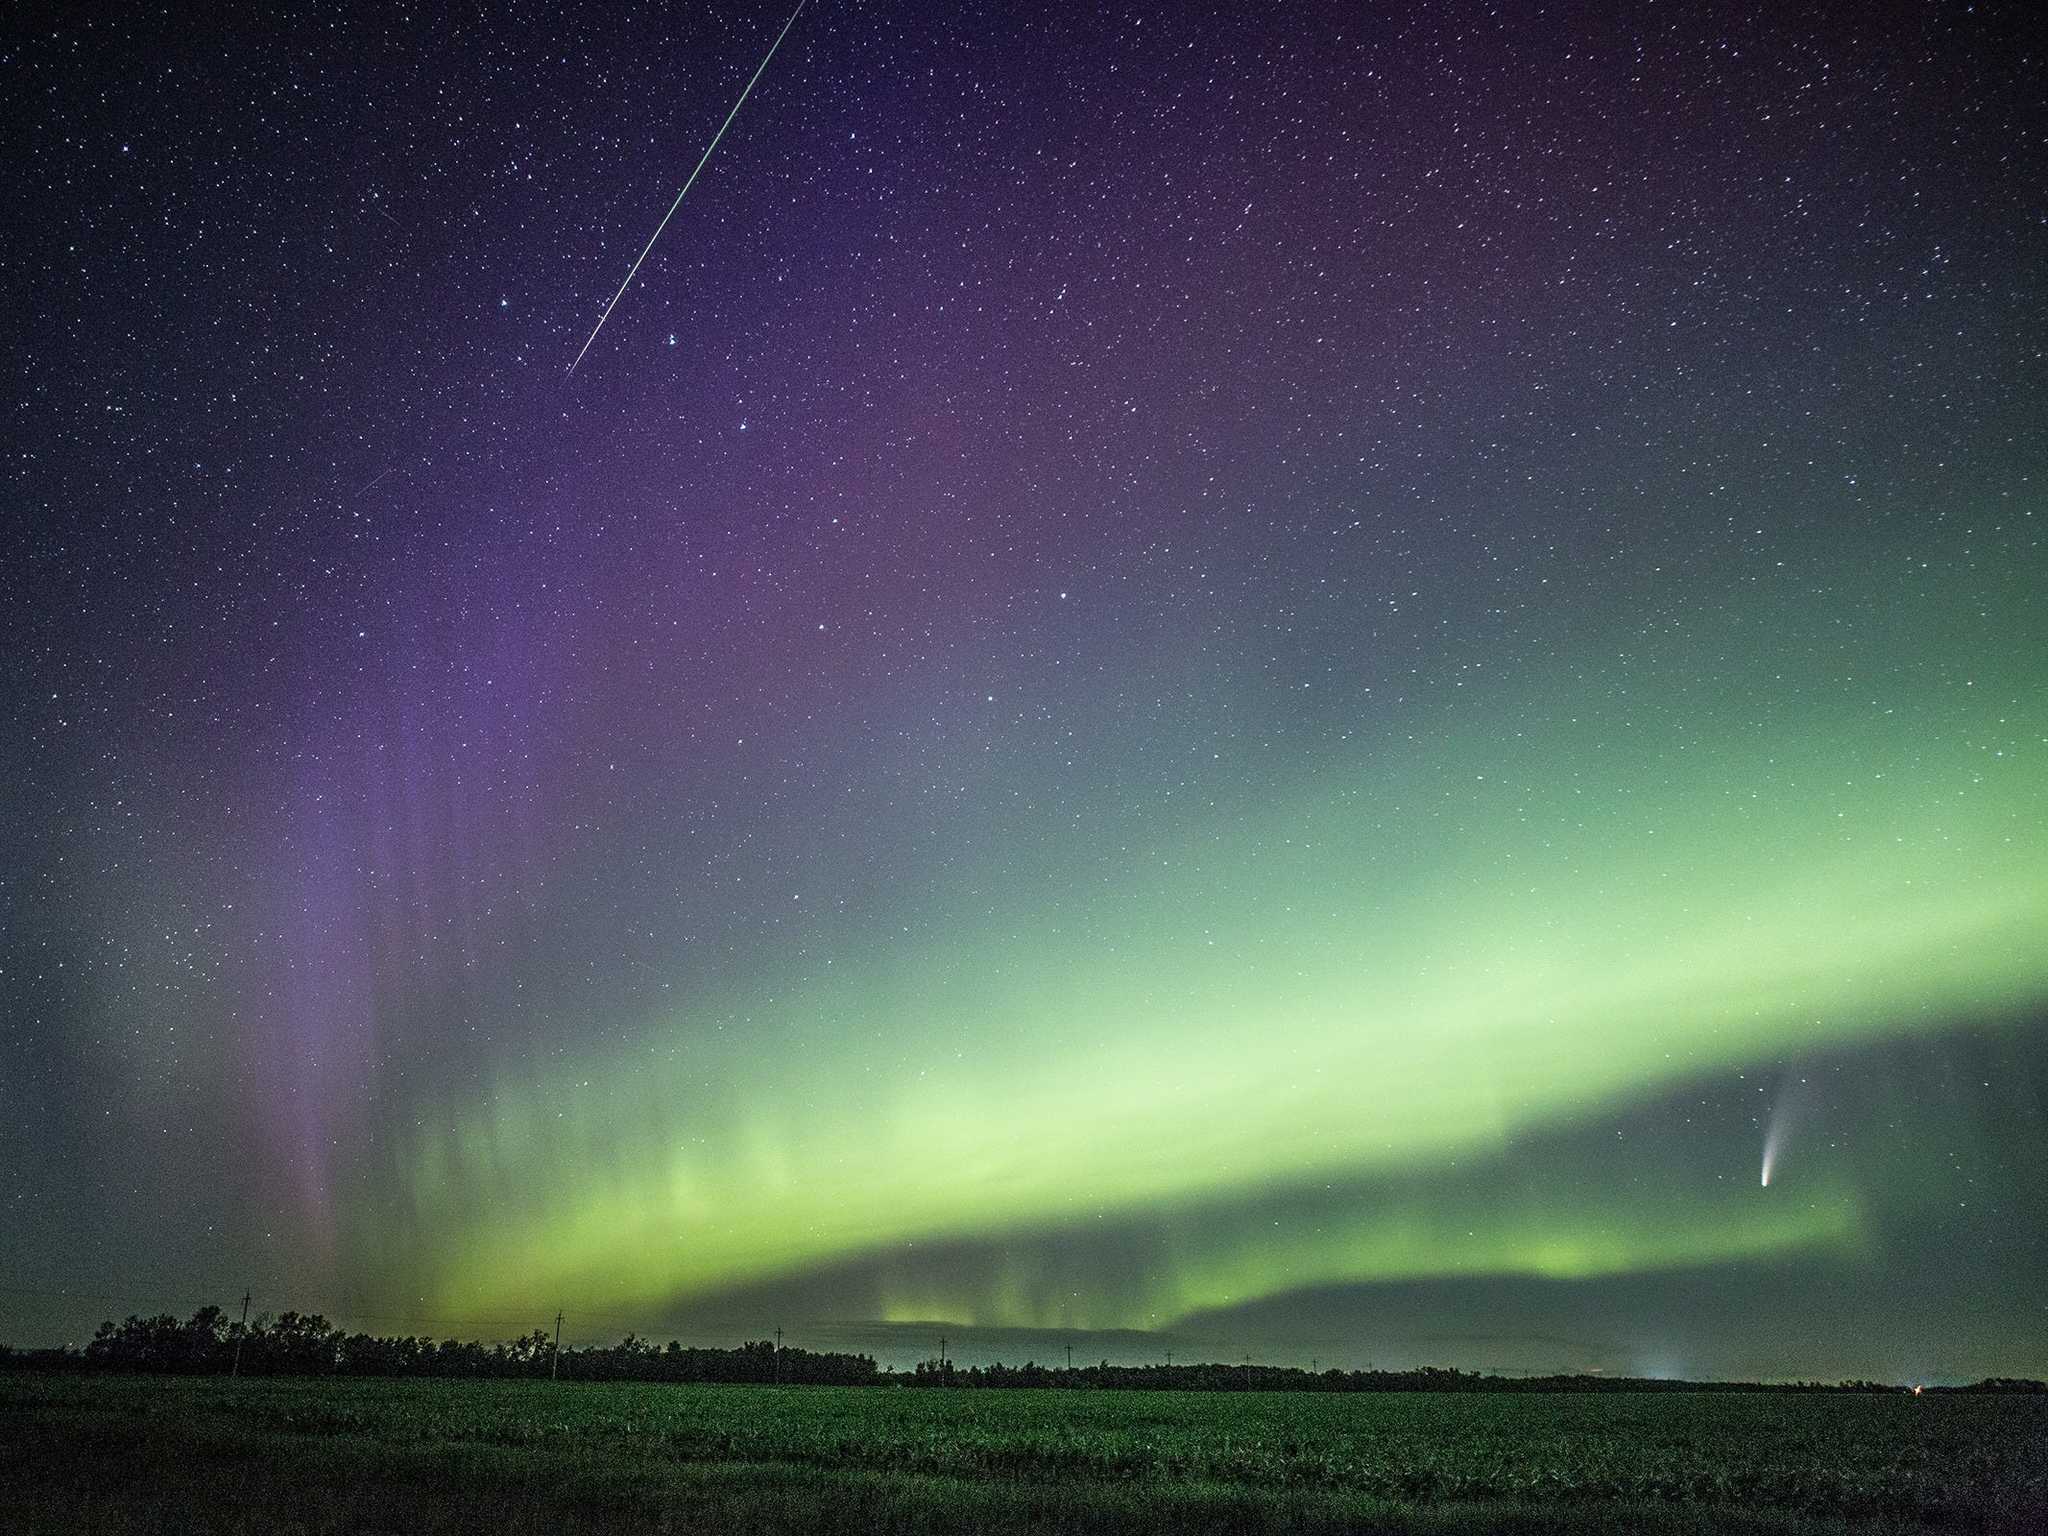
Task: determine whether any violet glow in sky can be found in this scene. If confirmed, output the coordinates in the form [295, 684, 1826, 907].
[3, 2, 2045, 1379]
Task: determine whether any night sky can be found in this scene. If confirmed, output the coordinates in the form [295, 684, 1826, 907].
[4, 1, 2045, 1382]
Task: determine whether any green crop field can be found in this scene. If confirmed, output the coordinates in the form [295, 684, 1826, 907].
[3, 1373, 2043, 1534]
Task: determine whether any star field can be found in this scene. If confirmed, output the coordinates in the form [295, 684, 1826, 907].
[2, 1, 2044, 1379]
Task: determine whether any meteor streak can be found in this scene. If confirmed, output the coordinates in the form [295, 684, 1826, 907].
[565, 0, 809, 377]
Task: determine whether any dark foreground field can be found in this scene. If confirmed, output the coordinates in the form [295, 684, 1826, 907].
[4, 1374, 2043, 1535]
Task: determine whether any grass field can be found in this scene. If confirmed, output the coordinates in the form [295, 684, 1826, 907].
[4, 1373, 2043, 1534]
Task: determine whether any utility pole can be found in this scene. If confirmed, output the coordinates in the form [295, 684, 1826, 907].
[774, 1326, 783, 1384]
[552, 1311, 562, 1380]
[231, 1292, 250, 1377]
[1243, 1354, 1252, 1391]
[1065, 1343, 1073, 1371]
[1165, 1347, 1172, 1368]
[939, 1334, 947, 1371]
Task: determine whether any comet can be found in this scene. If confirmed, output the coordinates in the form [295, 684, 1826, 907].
[566, 0, 810, 377]
[1760, 1071, 1806, 1188]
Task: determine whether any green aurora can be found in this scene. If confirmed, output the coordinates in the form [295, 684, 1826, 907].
[357, 560, 2046, 1332]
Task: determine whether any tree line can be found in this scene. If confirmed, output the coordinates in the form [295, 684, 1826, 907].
[4, 1307, 879, 1384]
[3, 1307, 2040, 1393]
[902, 1360, 2042, 1393]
